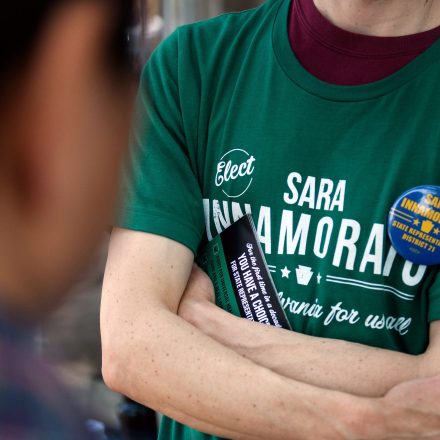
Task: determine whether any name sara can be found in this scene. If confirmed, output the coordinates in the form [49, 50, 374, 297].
[283, 172, 346, 212]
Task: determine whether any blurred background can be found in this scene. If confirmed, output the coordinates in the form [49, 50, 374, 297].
[39, 1, 262, 439]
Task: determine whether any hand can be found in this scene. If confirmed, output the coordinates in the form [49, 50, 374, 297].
[385, 374, 440, 414]
[379, 375, 440, 439]
[178, 264, 215, 324]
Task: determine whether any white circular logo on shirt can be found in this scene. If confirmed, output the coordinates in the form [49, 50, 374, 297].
[215, 148, 256, 198]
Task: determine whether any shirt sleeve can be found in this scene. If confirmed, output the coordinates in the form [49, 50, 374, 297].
[117, 30, 205, 255]
[428, 268, 440, 322]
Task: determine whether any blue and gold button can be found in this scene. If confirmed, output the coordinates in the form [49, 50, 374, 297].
[388, 185, 440, 266]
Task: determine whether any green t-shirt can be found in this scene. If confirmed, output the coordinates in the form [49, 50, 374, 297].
[120, 0, 440, 438]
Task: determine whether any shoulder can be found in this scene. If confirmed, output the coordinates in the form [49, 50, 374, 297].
[150, 0, 282, 67]
[139, 0, 284, 106]
[176, 0, 281, 52]
[179, 1, 274, 35]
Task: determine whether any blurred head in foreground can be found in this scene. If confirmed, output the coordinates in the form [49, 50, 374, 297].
[0, 0, 136, 438]
[0, 0, 135, 321]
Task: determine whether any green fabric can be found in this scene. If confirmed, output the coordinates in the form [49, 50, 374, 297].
[119, 0, 440, 438]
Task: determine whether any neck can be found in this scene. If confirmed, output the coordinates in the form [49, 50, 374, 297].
[0, 253, 36, 322]
[313, 0, 440, 36]
[0, 209, 44, 323]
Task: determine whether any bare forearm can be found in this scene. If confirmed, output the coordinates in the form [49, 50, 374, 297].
[189, 301, 422, 397]
[102, 305, 370, 440]
[101, 230, 440, 439]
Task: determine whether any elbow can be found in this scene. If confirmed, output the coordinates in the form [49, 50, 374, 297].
[100, 315, 136, 395]
[101, 335, 160, 407]
[101, 341, 164, 413]
[101, 345, 126, 394]
[101, 331, 137, 396]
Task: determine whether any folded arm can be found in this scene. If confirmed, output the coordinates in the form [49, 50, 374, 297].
[101, 229, 440, 439]
[179, 266, 440, 398]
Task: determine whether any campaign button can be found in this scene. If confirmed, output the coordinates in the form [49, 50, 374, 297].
[388, 185, 440, 266]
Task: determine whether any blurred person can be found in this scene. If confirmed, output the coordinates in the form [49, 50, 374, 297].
[0, 0, 135, 438]
[102, 0, 440, 440]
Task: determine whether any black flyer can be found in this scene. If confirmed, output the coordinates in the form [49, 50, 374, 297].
[198, 215, 292, 330]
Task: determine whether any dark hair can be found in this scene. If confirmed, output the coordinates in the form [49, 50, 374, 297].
[0, 0, 134, 83]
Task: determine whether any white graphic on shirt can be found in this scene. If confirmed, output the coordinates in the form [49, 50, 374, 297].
[276, 292, 412, 336]
[267, 264, 277, 274]
[203, 170, 431, 337]
[203, 168, 428, 292]
[295, 265, 314, 286]
[326, 275, 415, 301]
[215, 149, 256, 198]
[280, 266, 291, 279]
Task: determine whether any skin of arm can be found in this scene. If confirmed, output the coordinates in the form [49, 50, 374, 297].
[178, 266, 440, 398]
[101, 228, 440, 439]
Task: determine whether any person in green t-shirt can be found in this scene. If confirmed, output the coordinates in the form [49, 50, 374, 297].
[101, 0, 440, 438]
